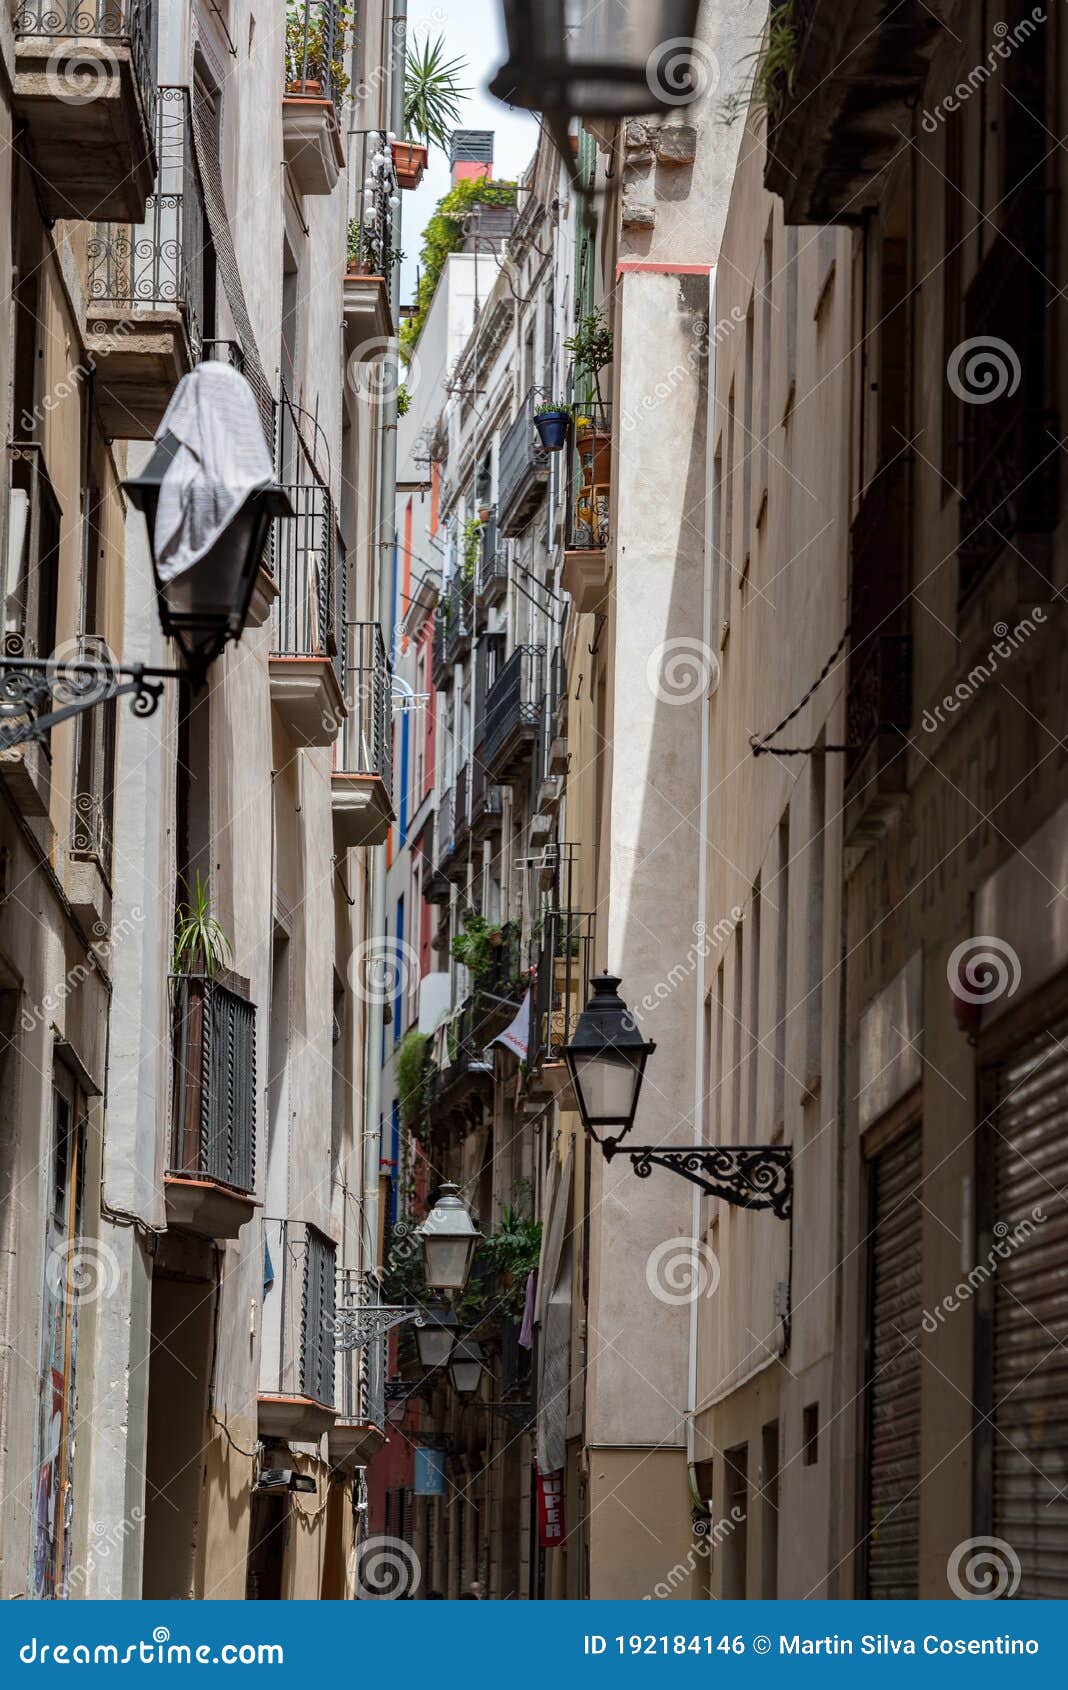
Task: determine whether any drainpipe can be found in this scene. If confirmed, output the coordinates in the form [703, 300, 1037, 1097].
[361, 0, 407, 1273]
[687, 267, 718, 1509]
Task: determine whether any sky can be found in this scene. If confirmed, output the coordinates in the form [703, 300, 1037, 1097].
[398, 0, 540, 306]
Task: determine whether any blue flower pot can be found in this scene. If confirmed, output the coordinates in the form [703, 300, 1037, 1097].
[534, 411, 569, 451]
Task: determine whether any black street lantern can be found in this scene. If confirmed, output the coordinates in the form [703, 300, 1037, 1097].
[562, 974, 656, 1149]
[490, 0, 704, 119]
[566, 972, 793, 1220]
[448, 1337, 484, 1397]
[124, 432, 292, 689]
[413, 1299, 460, 1370]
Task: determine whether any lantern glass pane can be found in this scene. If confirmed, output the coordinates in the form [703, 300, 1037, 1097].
[415, 1325, 455, 1368]
[571, 1049, 641, 1124]
[450, 1359, 482, 1395]
[423, 1235, 474, 1291]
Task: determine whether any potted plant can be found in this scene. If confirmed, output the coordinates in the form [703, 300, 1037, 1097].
[534, 400, 571, 451]
[565, 309, 613, 408]
[397, 34, 471, 188]
[173, 870, 232, 978]
[284, 2, 352, 103]
[450, 912, 504, 982]
[346, 220, 404, 278]
[461, 516, 483, 586]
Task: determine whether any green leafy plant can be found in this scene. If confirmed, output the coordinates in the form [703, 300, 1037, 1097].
[346, 219, 404, 273]
[284, 1, 352, 105]
[450, 912, 503, 983]
[564, 310, 613, 406]
[403, 33, 471, 153]
[395, 1029, 429, 1129]
[173, 871, 232, 978]
[534, 399, 570, 417]
[396, 383, 412, 417]
[400, 177, 518, 359]
[459, 1206, 542, 1325]
[753, 2, 798, 122]
[461, 517, 483, 585]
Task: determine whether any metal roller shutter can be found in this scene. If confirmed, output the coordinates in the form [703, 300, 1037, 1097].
[866, 1124, 923, 1597]
[989, 1019, 1068, 1596]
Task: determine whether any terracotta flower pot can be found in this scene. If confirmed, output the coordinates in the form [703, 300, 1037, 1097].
[391, 139, 429, 191]
[577, 425, 612, 486]
[285, 78, 323, 97]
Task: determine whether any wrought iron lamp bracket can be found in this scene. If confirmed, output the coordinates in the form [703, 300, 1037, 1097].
[602, 1140, 793, 1220]
[485, 1400, 535, 1431]
[0, 657, 182, 753]
[335, 1304, 426, 1352]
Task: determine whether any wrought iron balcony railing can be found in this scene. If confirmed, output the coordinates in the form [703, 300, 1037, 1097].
[71, 634, 116, 877]
[442, 573, 473, 665]
[348, 128, 399, 276]
[14, 0, 157, 134]
[338, 620, 392, 795]
[565, 406, 611, 551]
[470, 750, 503, 837]
[170, 974, 256, 1194]
[454, 761, 469, 842]
[434, 783, 455, 875]
[336, 1269, 386, 1428]
[845, 634, 912, 781]
[498, 392, 549, 536]
[483, 643, 544, 781]
[284, 0, 346, 116]
[3, 443, 61, 666]
[87, 85, 204, 353]
[531, 909, 595, 1070]
[262, 1218, 336, 1407]
[271, 470, 344, 691]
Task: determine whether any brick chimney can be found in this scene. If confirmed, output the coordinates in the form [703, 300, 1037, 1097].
[449, 130, 494, 185]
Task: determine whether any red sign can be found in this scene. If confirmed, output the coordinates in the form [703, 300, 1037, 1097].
[537, 1470, 565, 1547]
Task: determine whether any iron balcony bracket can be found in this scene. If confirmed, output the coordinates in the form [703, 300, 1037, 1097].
[602, 1141, 793, 1220]
[334, 1303, 426, 1352]
[0, 657, 182, 753]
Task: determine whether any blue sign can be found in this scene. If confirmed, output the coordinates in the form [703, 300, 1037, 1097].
[413, 1446, 446, 1496]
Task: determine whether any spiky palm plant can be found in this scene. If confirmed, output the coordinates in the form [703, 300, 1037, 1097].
[403, 34, 470, 154]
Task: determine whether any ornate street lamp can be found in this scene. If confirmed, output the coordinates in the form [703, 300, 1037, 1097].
[416, 1185, 483, 1292]
[490, 0, 704, 119]
[564, 974, 793, 1220]
[448, 1337, 484, 1397]
[0, 365, 291, 752]
[413, 1299, 460, 1369]
[562, 974, 656, 1148]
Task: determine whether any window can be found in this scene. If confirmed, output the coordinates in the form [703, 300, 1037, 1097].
[805, 754, 826, 1092]
[742, 296, 754, 556]
[785, 224, 798, 412]
[730, 922, 743, 1145]
[759, 223, 773, 509]
[747, 873, 761, 1138]
[724, 382, 735, 589]
[803, 1402, 819, 1465]
[773, 811, 790, 1129]
[941, 107, 963, 490]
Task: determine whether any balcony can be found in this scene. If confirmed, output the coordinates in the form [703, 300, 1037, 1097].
[483, 644, 544, 784]
[562, 408, 611, 613]
[344, 130, 397, 350]
[330, 1270, 387, 1469]
[427, 994, 494, 1124]
[0, 443, 60, 816]
[763, 0, 946, 224]
[67, 633, 116, 930]
[958, 211, 1058, 606]
[530, 909, 595, 1099]
[470, 751, 503, 840]
[259, 1220, 337, 1441]
[85, 86, 202, 440]
[282, 0, 345, 196]
[425, 786, 455, 904]
[332, 621, 393, 848]
[166, 973, 257, 1240]
[270, 474, 346, 748]
[11, 0, 157, 223]
[498, 393, 549, 537]
[443, 574, 473, 666]
[431, 611, 449, 690]
[476, 510, 508, 607]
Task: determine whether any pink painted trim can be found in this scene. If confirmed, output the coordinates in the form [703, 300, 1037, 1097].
[616, 261, 713, 275]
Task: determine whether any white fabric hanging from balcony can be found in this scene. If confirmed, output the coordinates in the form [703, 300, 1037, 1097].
[153, 362, 274, 583]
